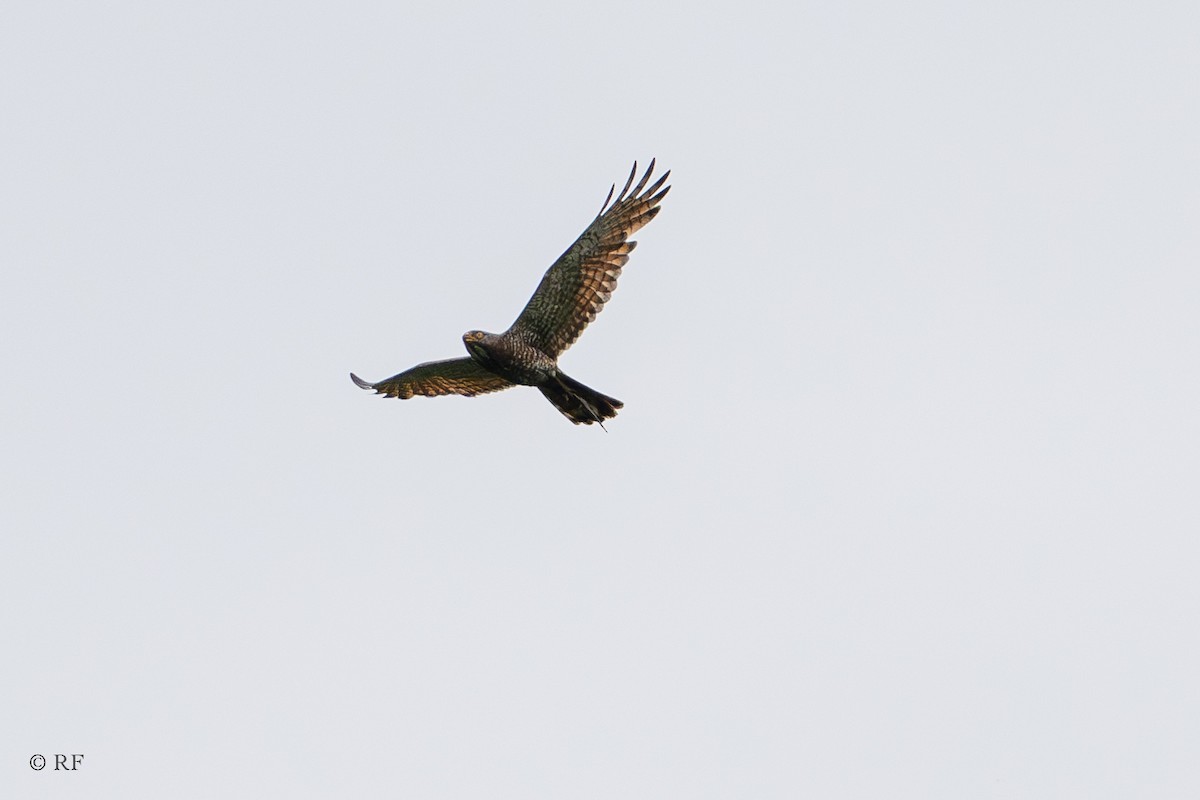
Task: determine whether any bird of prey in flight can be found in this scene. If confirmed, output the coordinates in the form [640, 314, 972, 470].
[350, 160, 670, 427]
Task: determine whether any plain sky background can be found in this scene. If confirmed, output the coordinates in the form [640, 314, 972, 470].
[3, 1, 1198, 797]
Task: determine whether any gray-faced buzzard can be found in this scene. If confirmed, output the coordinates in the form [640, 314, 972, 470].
[350, 161, 669, 427]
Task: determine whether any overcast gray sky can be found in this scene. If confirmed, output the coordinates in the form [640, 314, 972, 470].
[3, 1, 1198, 797]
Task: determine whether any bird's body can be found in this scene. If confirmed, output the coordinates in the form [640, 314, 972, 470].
[461, 330, 557, 386]
[350, 160, 669, 426]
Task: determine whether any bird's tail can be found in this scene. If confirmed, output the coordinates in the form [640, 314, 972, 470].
[538, 373, 623, 427]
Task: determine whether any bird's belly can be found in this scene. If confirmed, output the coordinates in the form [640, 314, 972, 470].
[489, 360, 554, 386]
[469, 339, 556, 386]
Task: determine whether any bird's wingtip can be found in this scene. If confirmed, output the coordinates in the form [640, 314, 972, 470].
[349, 372, 374, 390]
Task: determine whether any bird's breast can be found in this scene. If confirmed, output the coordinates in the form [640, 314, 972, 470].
[469, 335, 556, 386]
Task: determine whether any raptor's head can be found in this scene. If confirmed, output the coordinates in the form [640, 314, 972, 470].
[462, 330, 492, 362]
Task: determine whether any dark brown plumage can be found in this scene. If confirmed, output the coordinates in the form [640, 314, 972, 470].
[350, 160, 669, 426]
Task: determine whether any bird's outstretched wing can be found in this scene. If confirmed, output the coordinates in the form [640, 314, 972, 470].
[350, 358, 514, 399]
[507, 160, 669, 357]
